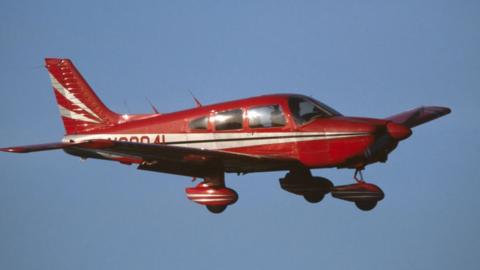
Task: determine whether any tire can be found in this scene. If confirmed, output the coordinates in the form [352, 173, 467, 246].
[304, 193, 325, 204]
[206, 205, 227, 214]
[355, 200, 377, 211]
[314, 177, 334, 191]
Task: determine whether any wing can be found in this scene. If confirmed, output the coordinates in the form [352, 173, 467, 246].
[386, 106, 451, 128]
[0, 140, 113, 153]
[1, 140, 300, 177]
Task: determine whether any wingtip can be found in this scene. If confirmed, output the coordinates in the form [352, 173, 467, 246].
[0, 147, 27, 153]
[430, 106, 452, 116]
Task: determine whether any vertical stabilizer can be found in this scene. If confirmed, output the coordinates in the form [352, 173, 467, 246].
[45, 58, 120, 134]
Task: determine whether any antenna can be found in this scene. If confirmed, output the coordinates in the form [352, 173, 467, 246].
[188, 90, 203, 107]
[145, 97, 160, 114]
[123, 99, 131, 114]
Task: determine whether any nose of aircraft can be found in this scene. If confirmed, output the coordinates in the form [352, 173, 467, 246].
[386, 122, 412, 141]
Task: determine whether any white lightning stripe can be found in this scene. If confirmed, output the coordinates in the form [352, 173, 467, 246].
[49, 73, 102, 121]
[63, 132, 369, 150]
[58, 105, 100, 123]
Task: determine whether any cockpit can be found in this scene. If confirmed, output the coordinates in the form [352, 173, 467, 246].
[187, 95, 341, 132]
[288, 96, 341, 125]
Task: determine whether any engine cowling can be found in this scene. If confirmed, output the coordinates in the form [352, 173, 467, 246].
[185, 182, 238, 207]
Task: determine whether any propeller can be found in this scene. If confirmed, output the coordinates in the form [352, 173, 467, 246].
[386, 122, 412, 140]
[364, 122, 411, 161]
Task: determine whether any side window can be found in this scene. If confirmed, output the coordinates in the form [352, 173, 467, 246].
[247, 105, 286, 129]
[189, 116, 208, 130]
[215, 109, 243, 130]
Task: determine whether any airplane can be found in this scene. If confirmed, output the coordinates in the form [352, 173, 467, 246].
[0, 58, 451, 213]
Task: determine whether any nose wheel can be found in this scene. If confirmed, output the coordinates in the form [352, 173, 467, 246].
[331, 169, 384, 211]
[355, 200, 378, 211]
[354, 169, 381, 211]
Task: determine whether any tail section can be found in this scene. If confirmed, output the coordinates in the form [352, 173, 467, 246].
[45, 58, 120, 134]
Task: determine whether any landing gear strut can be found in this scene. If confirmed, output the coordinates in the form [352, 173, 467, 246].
[354, 169, 365, 183]
[331, 169, 384, 211]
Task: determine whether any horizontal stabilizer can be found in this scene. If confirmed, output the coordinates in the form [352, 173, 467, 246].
[386, 106, 451, 128]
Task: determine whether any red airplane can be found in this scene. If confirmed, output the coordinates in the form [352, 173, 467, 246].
[0, 58, 451, 213]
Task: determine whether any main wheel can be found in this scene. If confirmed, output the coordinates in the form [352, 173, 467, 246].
[206, 205, 227, 214]
[303, 177, 333, 203]
[355, 200, 377, 211]
[304, 193, 325, 203]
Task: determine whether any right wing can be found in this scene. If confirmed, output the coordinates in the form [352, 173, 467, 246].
[386, 106, 451, 128]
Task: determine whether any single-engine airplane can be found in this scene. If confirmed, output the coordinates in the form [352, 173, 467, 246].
[0, 58, 451, 213]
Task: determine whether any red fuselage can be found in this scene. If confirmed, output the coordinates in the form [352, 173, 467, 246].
[63, 94, 409, 171]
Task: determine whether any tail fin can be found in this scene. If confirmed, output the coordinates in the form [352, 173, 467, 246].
[45, 58, 120, 134]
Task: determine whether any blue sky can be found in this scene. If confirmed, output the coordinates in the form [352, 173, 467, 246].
[0, 1, 479, 269]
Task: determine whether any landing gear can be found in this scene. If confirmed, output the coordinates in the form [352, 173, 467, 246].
[303, 177, 333, 203]
[280, 167, 384, 211]
[185, 173, 238, 214]
[280, 169, 333, 204]
[331, 169, 384, 211]
[186, 167, 384, 213]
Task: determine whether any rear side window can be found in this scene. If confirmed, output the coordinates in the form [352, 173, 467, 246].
[189, 116, 208, 130]
[247, 105, 286, 128]
[214, 109, 243, 130]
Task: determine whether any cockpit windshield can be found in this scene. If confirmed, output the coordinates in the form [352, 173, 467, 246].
[288, 96, 341, 125]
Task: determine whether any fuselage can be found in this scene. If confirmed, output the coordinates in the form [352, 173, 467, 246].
[63, 94, 399, 170]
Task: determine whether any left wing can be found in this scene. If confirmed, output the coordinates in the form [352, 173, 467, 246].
[1, 140, 300, 177]
[0, 140, 113, 153]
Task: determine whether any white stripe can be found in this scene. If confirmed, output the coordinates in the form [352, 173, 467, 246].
[49, 73, 102, 121]
[190, 198, 233, 202]
[95, 150, 141, 160]
[58, 105, 100, 123]
[187, 194, 234, 198]
[63, 132, 368, 150]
